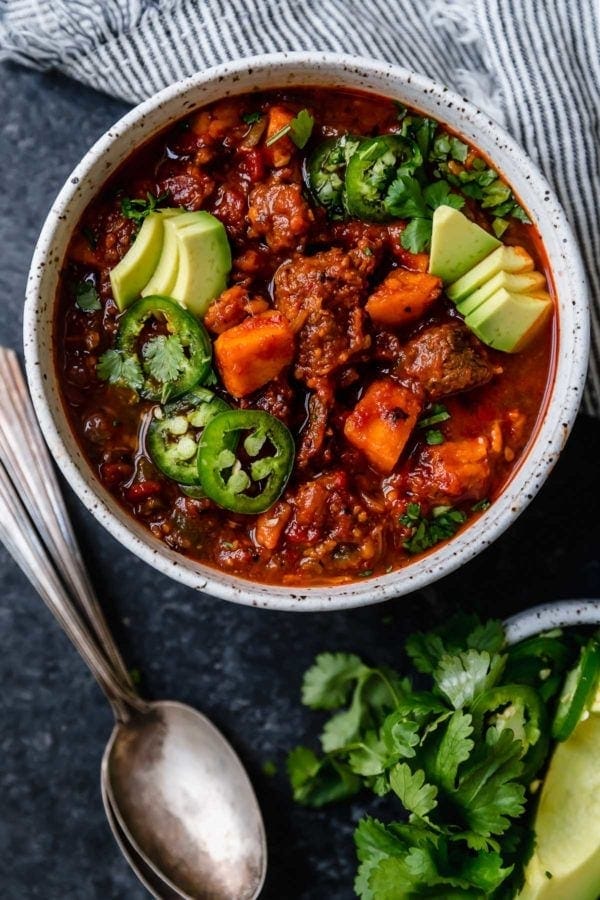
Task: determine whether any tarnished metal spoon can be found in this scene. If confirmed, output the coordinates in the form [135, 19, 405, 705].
[0, 348, 267, 900]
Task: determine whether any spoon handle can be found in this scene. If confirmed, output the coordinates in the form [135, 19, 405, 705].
[0, 348, 132, 688]
[0, 462, 145, 716]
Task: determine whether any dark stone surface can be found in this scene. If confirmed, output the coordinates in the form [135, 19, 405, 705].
[0, 61, 599, 900]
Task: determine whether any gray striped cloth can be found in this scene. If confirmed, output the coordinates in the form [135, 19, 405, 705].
[2, 0, 599, 415]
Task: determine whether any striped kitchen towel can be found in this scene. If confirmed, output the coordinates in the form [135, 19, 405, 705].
[1, 0, 599, 414]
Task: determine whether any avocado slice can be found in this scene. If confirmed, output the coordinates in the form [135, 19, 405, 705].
[109, 209, 178, 311]
[141, 211, 202, 299]
[465, 287, 552, 352]
[170, 212, 232, 317]
[518, 709, 600, 899]
[457, 270, 547, 317]
[447, 244, 535, 303]
[428, 206, 501, 284]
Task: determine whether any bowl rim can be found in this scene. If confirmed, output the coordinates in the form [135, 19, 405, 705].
[23, 51, 590, 612]
[505, 599, 600, 645]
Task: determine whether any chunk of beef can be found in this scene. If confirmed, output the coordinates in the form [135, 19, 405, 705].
[239, 375, 295, 425]
[247, 177, 314, 252]
[297, 381, 334, 468]
[204, 286, 269, 334]
[397, 322, 501, 400]
[158, 163, 215, 210]
[274, 247, 371, 387]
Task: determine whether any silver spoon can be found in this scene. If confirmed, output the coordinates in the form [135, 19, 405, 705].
[0, 349, 267, 900]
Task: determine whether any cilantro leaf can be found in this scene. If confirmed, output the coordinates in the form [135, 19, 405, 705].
[418, 404, 450, 429]
[428, 710, 474, 790]
[348, 730, 391, 777]
[266, 108, 314, 149]
[425, 429, 444, 445]
[400, 217, 432, 253]
[380, 711, 420, 760]
[434, 649, 506, 709]
[455, 729, 526, 836]
[142, 335, 187, 384]
[96, 349, 143, 392]
[121, 191, 168, 223]
[242, 111, 262, 125]
[405, 631, 447, 675]
[400, 503, 468, 554]
[290, 109, 315, 148]
[389, 763, 438, 819]
[301, 652, 367, 709]
[460, 850, 514, 892]
[75, 280, 101, 312]
[286, 746, 360, 807]
[385, 175, 428, 218]
[423, 179, 465, 211]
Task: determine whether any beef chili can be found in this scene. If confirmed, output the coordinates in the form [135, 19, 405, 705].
[54, 88, 556, 587]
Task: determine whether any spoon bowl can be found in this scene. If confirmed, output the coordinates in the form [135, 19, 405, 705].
[103, 701, 267, 900]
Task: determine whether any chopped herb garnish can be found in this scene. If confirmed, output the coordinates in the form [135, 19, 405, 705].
[418, 403, 450, 429]
[121, 191, 168, 223]
[363, 247, 373, 257]
[358, 570, 374, 578]
[142, 335, 188, 385]
[425, 429, 445, 445]
[266, 108, 315, 149]
[75, 280, 101, 312]
[385, 177, 465, 253]
[97, 348, 143, 392]
[472, 498, 491, 512]
[400, 503, 467, 554]
[242, 111, 262, 125]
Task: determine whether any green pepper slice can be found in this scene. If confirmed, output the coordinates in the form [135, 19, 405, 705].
[306, 134, 361, 218]
[344, 134, 422, 221]
[552, 637, 600, 742]
[472, 684, 544, 751]
[116, 295, 211, 401]
[147, 388, 231, 485]
[472, 684, 547, 779]
[197, 409, 294, 514]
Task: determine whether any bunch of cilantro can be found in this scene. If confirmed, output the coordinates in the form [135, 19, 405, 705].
[287, 614, 576, 899]
[381, 110, 529, 253]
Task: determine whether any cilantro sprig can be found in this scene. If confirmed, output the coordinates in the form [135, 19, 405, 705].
[96, 348, 142, 392]
[75, 280, 101, 312]
[266, 108, 315, 149]
[121, 191, 168, 223]
[287, 615, 579, 899]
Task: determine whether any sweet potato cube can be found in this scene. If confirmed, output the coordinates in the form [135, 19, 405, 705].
[419, 437, 491, 502]
[366, 268, 442, 327]
[344, 380, 422, 473]
[264, 105, 295, 168]
[214, 311, 294, 398]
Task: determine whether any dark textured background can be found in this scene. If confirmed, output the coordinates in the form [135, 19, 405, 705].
[1, 62, 599, 900]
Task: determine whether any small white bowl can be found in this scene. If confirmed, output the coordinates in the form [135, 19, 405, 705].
[24, 52, 590, 612]
[505, 599, 600, 645]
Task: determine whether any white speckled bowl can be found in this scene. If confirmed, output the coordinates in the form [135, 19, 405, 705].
[24, 52, 589, 611]
[505, 599, 600, 645]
